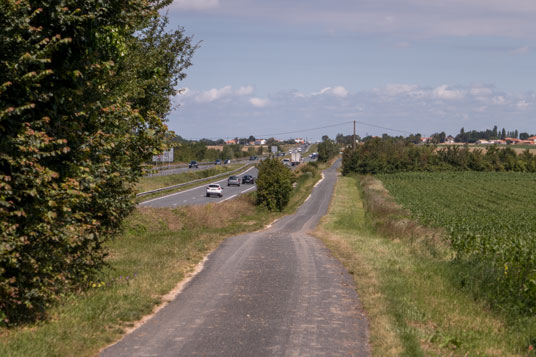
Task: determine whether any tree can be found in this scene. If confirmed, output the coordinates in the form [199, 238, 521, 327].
[520, 132, 529, 140]
[256, 158, 294, 211]
[317, 136, 339, 162]
[0, 0, 195, 322]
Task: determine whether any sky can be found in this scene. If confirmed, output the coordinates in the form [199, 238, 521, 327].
[165, 0, 536, 141]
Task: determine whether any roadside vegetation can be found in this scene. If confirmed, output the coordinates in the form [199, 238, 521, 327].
[0, 161, 323, 356]
[0, 0, 196, 323]
[343, 137, 536, 174]
[315, 175, 535, 356]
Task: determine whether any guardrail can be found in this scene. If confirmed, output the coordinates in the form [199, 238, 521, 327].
[136, 163, 255, 198]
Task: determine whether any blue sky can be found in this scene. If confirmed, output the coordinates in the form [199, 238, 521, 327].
[166, 0, 536, 141]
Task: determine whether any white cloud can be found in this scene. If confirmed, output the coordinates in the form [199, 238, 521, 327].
[195, 86, 233, 103]
[314, 86, 349, 98]
[249, 97, 270, 107]
[433, 85, 465, 100]
[171, 0, 219, 11]
[510, 46, 529, 55]
[492, 96, 506, 105]
[170, 83, 535, 140]
[235, 85, 254, 95]
[470, 87, 493, 96]
[212, 1, 536, 39]
[193, 85, 254, 103]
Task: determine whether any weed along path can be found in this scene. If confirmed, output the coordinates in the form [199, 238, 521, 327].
[101, 160, 369, 356]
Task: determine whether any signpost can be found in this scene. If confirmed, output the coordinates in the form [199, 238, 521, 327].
[152, 147, 174, 164]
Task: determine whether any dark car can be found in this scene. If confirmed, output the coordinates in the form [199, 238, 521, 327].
[249, 156, 257, 161]
[224, 159, 231, 164]
[227, 175, 240, 186]
[215, 159, 222, 165]
[242, 175, 255, 184]
[189, 160, 198, 168]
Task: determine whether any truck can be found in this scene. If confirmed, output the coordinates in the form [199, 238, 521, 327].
[291, 151, 301, 166]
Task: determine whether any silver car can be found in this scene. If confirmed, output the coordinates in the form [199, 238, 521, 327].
[227, 175, 240, 186]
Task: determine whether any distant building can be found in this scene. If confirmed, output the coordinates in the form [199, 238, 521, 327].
[445, 135, 455, 144]
[476, 139, 491, 145]
[527, 136, 536, 144]
[294, 138, 305, 144]
[225, 139, 237, 145]
[505, 137, 522, 145]
[489, 139, 506, 145]
[255, 139, 267, 145]
[420, 137, 432, 143]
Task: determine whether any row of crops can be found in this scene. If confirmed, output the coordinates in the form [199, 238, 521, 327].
[377, 171, 536, 312]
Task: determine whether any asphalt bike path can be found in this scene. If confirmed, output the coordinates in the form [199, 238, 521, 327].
[102, 159, 369, 356]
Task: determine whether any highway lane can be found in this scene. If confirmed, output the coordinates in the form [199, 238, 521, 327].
[139, 166, 259, 208]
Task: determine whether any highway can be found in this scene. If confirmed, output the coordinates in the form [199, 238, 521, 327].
[139, 145, 313, 208]
[139, 166, 259, 208]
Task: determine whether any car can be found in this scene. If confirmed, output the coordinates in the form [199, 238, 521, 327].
[227, 175, 240, 186]
[224, 159, 231, 164]
[249, 156, 257, 161]
[242, 175, 255, 184]
[206, 184, 223, 197]
[189, 160, 198, 168]
[282, 158, 291, 166]
[215, 159, 222, 165]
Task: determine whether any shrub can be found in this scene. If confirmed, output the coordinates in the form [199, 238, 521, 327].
[256, 158, 294, 211]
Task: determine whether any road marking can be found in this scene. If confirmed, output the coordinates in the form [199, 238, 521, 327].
[314, 173, 325, 188]
[139, 185, 205, 205]
[139, 166, 256, 205]
[218, 194, 237, 203]
[241, 186, 256, 194]
[305, 193, 312, 202]
[139, 166, 255, 205]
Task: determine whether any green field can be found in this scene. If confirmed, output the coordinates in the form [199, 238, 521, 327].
[377, 171, 536, 313]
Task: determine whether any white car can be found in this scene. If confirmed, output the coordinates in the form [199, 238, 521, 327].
[206, 184, 223, 197]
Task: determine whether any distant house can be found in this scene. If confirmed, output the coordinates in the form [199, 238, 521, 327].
[255, 139, 267, 145]
[489, 139, 506, 145]
[527, 136, 536, 144]
[294, 138, 305, 144]
[519, 140, 535, 145]
[476, 139, 491, 145]
[225, 139, 237, 145]
[420, 137, 431, 143]
[445, 135, 455, 144]
[505, 137, 522, 145]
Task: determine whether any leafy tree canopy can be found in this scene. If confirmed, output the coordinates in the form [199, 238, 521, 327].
[0, 0, 195, 323]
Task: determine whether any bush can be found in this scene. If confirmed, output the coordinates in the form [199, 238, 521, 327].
[256, 158, 294, 211]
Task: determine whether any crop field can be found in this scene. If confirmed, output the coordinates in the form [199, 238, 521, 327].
[377, 171, 536, 312]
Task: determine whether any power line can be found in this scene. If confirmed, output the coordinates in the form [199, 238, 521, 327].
[356, 121, 414, 135]
[253, 121, 354, 138]
[178, 120, 414, 141]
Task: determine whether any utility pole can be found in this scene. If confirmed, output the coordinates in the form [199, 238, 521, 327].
[353, 120, 356, 149]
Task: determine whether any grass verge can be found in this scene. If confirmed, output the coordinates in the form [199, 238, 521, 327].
[314, 174, 534, 356]
[0, 164, 324, 356]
